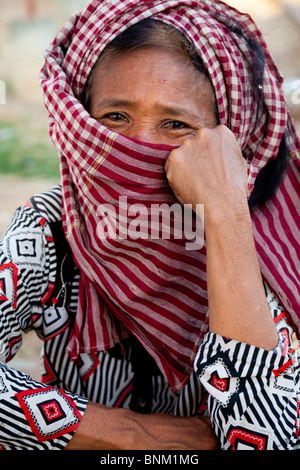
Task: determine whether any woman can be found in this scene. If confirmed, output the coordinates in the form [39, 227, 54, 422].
[0, 0, 299, 450]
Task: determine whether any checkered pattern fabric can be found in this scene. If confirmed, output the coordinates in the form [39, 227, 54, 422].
[39, 0, 300, 392]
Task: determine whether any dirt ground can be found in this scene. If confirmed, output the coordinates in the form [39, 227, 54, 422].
[1, 0, 300, 380]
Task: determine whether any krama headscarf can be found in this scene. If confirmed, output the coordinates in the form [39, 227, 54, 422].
[40, 0, 300, 392]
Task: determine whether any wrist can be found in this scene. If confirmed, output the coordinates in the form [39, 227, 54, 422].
[203, 195, 250, 230]
[65, 402, 138, 450]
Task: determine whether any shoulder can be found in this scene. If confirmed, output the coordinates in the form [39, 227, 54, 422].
[0, 184, 64, 281]
[0, 186, 64, 344]
[28, 184, 62, 224]
[1, 185, 63, 239]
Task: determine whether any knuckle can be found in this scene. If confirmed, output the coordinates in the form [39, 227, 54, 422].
[167, 147, 182, 166]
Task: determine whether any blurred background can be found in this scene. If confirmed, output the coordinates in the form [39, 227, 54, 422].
[0, 0, 300, 379]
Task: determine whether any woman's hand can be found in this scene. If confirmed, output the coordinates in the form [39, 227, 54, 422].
[65, 401, 218, 450]
[165, 125, 248, 221]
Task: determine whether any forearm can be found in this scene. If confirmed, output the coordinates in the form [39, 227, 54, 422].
[205, 203, 278, 350]
[65, 402, 137, 450]
[65, 401, 218, 450]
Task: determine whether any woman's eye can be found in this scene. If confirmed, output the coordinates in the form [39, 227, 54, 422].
[163, 120, 188, 130]
[104, 112, 127, 122]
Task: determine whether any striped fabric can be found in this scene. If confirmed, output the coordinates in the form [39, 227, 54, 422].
[39, 0, 300, 392]
[0, 363, 87, 450]
[195, 299, 300, 450]
[251, 160, 300, 334]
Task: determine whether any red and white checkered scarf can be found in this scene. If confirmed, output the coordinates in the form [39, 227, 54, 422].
[40, 0, 300, 391]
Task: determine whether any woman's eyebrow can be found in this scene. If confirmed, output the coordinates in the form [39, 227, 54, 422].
[91, 99, 201, 120]
[92, 99, 134, 111]
[154, 103, 199, 119]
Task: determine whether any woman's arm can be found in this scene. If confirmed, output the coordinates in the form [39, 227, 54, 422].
[165, 124, 278, 350]
[166, 125, 300, 449]
[205, 205, 278, 350]
[65, 401, 217, 450]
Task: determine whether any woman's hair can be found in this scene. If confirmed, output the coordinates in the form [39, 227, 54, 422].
[81, 18, 288, 208]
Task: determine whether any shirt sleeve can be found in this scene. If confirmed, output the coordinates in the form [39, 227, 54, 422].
[0, 202, 57, 361]
[0, 362, 87, 449]
[0, 202, 88, 449]
[194, 293, 300, 450]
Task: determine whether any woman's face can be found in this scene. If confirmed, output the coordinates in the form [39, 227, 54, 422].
[89, 47, 218, 146]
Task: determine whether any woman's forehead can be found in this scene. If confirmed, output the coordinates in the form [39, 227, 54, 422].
[89, 47, 215, 115]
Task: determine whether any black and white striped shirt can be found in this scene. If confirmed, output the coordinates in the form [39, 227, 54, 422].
[0, 186, 299, 449]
